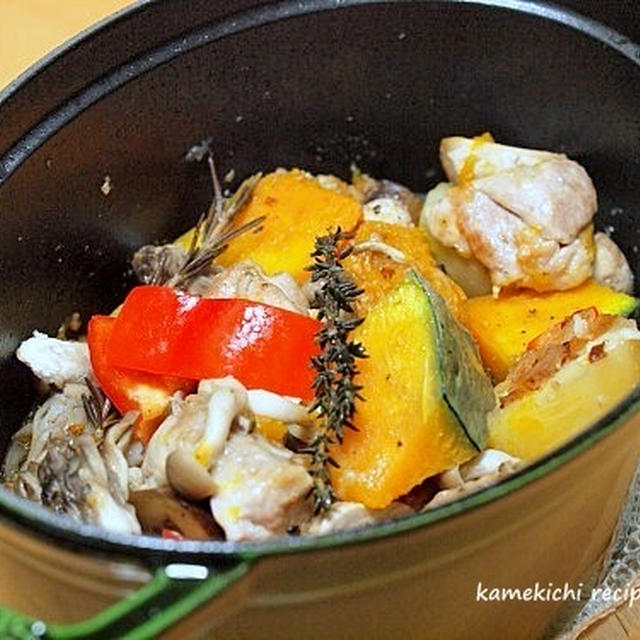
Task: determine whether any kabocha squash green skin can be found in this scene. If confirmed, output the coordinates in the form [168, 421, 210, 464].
[417, 272, 495, 451]
[331, 271, 493, 507]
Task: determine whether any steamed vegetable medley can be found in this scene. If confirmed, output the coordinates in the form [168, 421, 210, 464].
[6, 134, 640, 541]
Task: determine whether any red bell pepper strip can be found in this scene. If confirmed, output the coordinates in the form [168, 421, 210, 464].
[88, 315, 195, 443]
[105, 285, 321, 401]
[161, 528, 185, 541]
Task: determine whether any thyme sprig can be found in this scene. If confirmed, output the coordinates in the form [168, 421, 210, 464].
[168, 140, 265, 290]
[305, 228, 367, 513]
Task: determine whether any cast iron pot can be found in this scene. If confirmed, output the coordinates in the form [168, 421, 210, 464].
[1, 1, 640, 638]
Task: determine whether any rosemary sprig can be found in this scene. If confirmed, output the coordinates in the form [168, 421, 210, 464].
[168, 140, 265, 290]
[82, 377, 119, 435]
[135, 140, 264, 289]
[305, 228, 367, 513]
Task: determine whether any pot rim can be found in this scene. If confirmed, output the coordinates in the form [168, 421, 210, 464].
[1, 0, 639, 113]
[2, 387, 639, 561]
[1, 0, 639, 561]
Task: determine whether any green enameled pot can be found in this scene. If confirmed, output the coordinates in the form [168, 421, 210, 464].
[1, 1, 639, 638]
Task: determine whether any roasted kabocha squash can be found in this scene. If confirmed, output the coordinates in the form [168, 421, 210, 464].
[330, 272, 494, 508]
[343, 221, 468, 323]
[464, 280, 637, 381]
[214, 169, 362, 281]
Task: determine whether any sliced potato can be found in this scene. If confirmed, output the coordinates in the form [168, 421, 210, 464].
[488, 324, 640, 460]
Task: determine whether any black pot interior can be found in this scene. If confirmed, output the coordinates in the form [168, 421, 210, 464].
[0, 0, 639, 539]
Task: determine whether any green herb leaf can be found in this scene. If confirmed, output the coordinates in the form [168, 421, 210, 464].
[306, 227, 367, 513]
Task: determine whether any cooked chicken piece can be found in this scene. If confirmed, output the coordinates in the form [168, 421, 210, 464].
[425, 187, 594, 291]
[422, 136, 598, 292]
[421, 204, 493, 297]
[422, 183, 471, 256]
[473, 159, 595, 244]
[593, 232, 634, 293]
[209, 432, 312, 541]
[17, 332, 91, 388]
[304, 501, 412, 536]
[513, 226, 595, 291]
[200, 260, 309, 314]
[440, 136, 559, 183]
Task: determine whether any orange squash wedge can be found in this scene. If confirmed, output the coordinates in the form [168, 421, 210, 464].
[344, 221, 468, 323]
[464, 280, 637, 381]
[330, 272, 494, 508]
[205, 169, 363, 281]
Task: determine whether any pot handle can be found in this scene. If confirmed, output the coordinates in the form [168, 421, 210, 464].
[0, 560, 251, 640]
